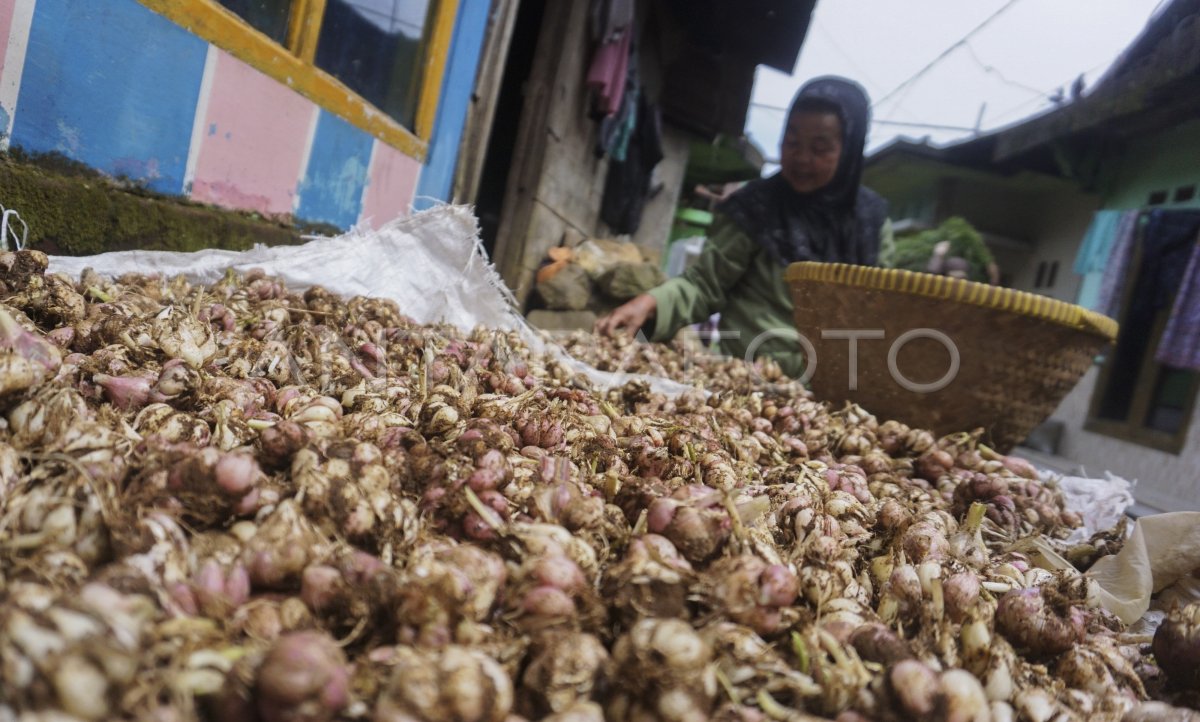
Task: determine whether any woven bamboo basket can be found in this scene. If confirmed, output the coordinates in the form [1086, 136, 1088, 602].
[785, 262, 1119, 453]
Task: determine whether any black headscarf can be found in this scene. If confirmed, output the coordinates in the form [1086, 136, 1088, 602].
[718, 76, 888, 266]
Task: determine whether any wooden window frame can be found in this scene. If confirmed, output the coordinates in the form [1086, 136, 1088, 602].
[1085, 237, 1200, 455]
[139, 0, 461, 161]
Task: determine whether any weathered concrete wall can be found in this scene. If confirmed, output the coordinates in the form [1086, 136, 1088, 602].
[1006, 187, 1098, 303]
[865, 157, 1099, 296]
[911, 171, 1096, 300]
[1101, 119, 1200, 210]
[630, 124, 691, 260]
[934, 177, 1041, 242]
[1049, 366, 1200, 513]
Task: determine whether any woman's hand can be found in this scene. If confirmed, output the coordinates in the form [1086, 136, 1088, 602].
[595, 294, 657, 338]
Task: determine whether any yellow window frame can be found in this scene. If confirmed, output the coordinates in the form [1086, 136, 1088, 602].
[138, 0, 461, 161]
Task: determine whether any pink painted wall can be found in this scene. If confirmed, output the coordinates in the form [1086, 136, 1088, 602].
[0, 2, 16, 69]
[189, 50, 314, 217]
[359, 139, 421, 228]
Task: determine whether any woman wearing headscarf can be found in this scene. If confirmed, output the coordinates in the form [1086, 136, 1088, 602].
[595, 76, 892, 378]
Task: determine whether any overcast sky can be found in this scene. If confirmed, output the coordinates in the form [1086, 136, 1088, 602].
[746, 0, 1169, 166]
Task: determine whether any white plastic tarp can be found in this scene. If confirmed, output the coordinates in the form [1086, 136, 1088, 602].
[46, 204, 693, 396]
[1030, 470, 1200, 630]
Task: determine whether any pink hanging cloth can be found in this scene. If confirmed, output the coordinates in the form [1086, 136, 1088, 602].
[587, 27, 632, 117]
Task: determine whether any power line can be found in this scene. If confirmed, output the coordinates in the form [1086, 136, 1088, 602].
[812, 21, 885, 96]
[873, 8, 1021, 124]
[961, 41, 1051, 99]
[814, 19, 927, 126]
[874, 119, 978, 132]
[748, 101, 976, 132]
[744, 101, 979, 131]
[984, 93, 1055, 127]
[985, 57, 1112, 126]
[871, 0, 1022, 110]
[881, 76, 922, 125]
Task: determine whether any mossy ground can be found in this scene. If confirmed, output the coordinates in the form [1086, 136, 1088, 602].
[0, 150, 341, 256]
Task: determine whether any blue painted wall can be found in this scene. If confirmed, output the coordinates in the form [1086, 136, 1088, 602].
[11, 0, 208, 194]
[4, 0, 490, 228]
[413, 0, 491, 210]
[296, 110, 375, 228]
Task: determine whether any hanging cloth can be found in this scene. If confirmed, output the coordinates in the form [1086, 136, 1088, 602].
[595, 31, 640, 158]
[1097, 212, 1198, 420]
[1143, 210, 1200, 311]
[609, 86, 640, 162]
[1074, 209, 1125, 275]
[1095, 210, 1142, 320]
[599, 95, 663, 234]
[586, 29, 632, 117]
[1116, 210, 1200, 371]
[1156, 230, 1200, 370]
[586, 0, 635, 121]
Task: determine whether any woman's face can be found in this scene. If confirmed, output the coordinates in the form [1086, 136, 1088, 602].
[780, 111, 843, 194]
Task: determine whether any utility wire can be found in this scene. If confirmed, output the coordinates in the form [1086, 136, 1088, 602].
[813, 18, 926, 126]
[961, 41, 1052, 99]
[873, 119, 979, 132]
[871, 0, 1022, 110]
[813, 21, 885, 95]
[748, 99, 974, 130]
[985, 57, 1112, 126]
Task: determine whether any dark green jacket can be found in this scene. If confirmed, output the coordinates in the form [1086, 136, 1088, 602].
[647, 214, 893, 378]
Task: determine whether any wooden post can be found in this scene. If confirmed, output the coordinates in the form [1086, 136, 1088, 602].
[453, 0, 521, 205]
[489, 0, 575, 303]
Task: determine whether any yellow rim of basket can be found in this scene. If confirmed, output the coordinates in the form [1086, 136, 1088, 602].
[785, 262, 1119, 342]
